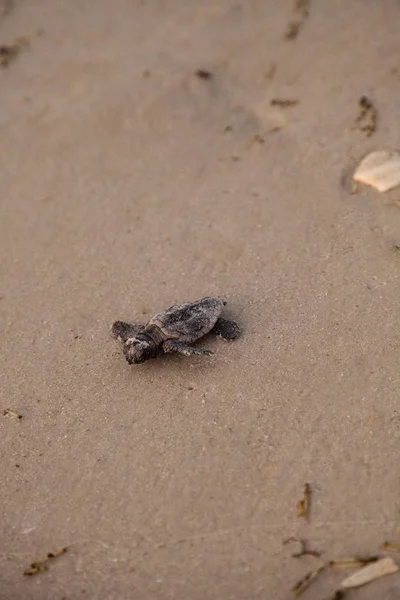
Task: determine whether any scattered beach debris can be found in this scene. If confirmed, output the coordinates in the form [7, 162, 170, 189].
[284, 537, 321, 558]
[290, 538, 400, 597]
[291, 565, 325, 596]
[270, 98, 298, 108]
[195, 69, 212, 80]
[284, 0, 310, 40]
[329, 556, 379, 570]
[296, 483, 311, 519]
[24, 547, 68, 576]
[3, 408, 22, 420]
[340, 557, 398, 589]
[382, 541, 400, 553]
[352, 95, 377, 137]
[352, 150, 400, 193]
[112, 297, 240, 365]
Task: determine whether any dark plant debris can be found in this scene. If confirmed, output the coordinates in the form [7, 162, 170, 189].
[0, 43, 19, 67]
[285, 21, 301, 40]
[291, 565, 325, 596]
[382, 541, 400, 553]
[24, 547, 67, 576]
[24, 565, 48, 576]
[3, 408, 22, 420]
[270, 98, 299, 108]
[253, 133, 265, 144]
[352, 95, 377, 137]
[195, 69, 212, 80]
[296, 483, 311, 519]
[284, 0, 310, 39]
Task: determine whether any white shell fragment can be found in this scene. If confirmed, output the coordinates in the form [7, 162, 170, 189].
[341, 557, 399, 589]
[353, 150, 400, 192]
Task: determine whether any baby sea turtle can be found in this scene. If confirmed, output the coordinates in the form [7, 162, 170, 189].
[112, 297, 240, 365]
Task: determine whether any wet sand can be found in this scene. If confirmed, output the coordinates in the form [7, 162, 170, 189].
[1, 1, 400, 598]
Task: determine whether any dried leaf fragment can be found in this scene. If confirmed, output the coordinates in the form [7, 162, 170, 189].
[329, 556, 379, 570]
[341, 557, 398, 589]
[352, 150, 400, 193]
[382, 541, 400, 553]
[296, 483, 310, 518]
[291, 565, 325, 596]
[3, 408, 22, 419]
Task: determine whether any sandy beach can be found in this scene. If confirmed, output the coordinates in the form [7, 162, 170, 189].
[1, 1, 400, 598]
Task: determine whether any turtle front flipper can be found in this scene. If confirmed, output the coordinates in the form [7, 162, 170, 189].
[211, 318, 241, 340]
[111, 321, 144, 342]
[163, 339, 213, 357]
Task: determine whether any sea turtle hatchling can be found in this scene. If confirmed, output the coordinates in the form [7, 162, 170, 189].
[112, 297, 241, 365]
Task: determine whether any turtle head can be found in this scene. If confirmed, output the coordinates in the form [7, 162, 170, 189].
[123, 337, 154, 365]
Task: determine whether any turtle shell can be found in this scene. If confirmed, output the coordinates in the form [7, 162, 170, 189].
[148, 297, 225, 344]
